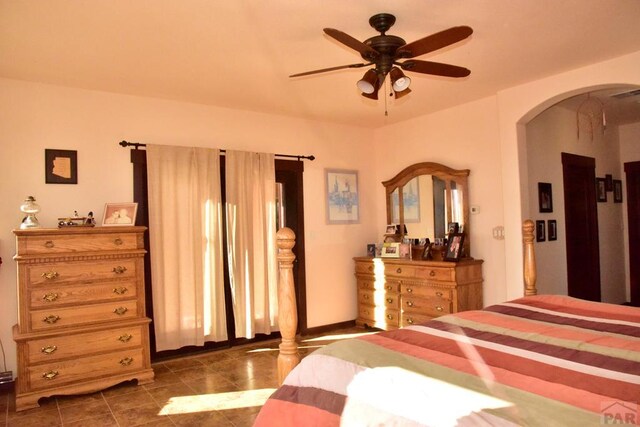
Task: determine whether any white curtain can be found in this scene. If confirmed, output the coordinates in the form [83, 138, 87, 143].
[225, 150, 279, 338]
[147, 144, 227, 351]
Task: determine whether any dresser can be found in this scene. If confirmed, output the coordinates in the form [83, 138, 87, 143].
[12, 227, 154, 411]
[354, 257, 483, 329]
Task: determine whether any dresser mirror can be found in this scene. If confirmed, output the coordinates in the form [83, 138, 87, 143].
[382, 162, 470, 257]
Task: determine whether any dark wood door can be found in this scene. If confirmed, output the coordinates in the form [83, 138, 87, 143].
[624, 161, 640, 306]
[561, 153, 601, 301]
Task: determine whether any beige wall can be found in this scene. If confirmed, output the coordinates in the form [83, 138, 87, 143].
[526, 105, 627, 302]
[0, 78, 377, 373]
[1, 49, 639, 375]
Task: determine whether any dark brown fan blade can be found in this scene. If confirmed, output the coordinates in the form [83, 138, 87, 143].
[399, 60, 470, 77]
[396, 26, 473, 59]
[323, 28, 379, 59]
[290, 63, 371, 78]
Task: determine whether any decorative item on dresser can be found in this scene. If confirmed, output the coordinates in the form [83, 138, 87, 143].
[354, 256, 483, 330]
[12, 226, 154, 411]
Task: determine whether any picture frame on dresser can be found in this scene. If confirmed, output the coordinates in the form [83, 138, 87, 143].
[443, 233, 464, 262]
[102, 202, 138, 226]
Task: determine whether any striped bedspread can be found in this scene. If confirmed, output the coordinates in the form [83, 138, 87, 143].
[254, 295, 640, 426]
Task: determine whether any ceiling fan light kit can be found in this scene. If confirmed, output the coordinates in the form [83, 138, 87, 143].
[290, 13, 472, 102]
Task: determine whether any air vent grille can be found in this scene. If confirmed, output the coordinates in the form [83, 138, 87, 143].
[610, 89, 640, 99]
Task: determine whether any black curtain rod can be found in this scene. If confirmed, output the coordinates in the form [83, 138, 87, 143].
[119, 140, 315, 161]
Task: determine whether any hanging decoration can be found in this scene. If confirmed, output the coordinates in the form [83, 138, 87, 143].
[576, 93, 606, 141]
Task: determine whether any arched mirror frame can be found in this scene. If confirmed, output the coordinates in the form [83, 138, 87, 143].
[382, 162, 471, 258]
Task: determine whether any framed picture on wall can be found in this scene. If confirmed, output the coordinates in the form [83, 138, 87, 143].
[536, 220, 545, 242]
[45, 149, 78, 184]
[596, 178, 607, 202]
[605, 174, 613, 192]
[614, 180, 623, 203]
[547, 219, 557, 241]
[538, 182, 553, 213]
[325, 169, 359, 224]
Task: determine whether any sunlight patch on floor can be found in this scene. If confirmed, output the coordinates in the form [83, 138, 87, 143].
[158, 388, 277, 415]
[303, 331, 376, 342]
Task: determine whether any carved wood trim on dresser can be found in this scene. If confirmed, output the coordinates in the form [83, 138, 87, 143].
[354, 257, 483, 330]
[12, 227, 154, 411]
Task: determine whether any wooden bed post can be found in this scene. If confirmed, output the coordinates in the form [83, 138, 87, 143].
[522, 219, 538, 296]
[276, 227, 300, 385]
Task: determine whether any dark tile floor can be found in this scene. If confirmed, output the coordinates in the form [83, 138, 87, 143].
[0, 327, 367, 426]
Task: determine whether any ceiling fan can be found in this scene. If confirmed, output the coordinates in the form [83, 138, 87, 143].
[290, 13, 473, 99]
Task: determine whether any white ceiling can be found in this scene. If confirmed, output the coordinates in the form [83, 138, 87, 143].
[2, 0, 640, 128]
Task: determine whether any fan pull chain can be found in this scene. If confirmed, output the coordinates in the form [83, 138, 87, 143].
[384, 77, 389, 116]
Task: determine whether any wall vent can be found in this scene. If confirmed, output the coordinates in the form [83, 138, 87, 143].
[610, 89, 640, 99]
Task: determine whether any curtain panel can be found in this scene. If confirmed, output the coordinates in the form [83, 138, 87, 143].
[147, 144, 227, 351]
[225, 150, 279, 339]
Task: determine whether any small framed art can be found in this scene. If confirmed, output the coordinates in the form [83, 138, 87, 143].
[443, 233, 464, 262]
[547, 219, 557, 241]
[596, 178, 607, 202]
[605, 174, 613, 192]
[538, 182, 552, 213]
[325, 169, 359, 224]
[45, 149, 78, 184]
[536, 220, 545, 242]
[102, 203, 138, 226]
[614, 180, 623, 203]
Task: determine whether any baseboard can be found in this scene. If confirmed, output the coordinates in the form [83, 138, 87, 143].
[301, 319, 357, 336]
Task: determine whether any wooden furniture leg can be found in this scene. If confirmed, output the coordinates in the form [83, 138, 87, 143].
[276, 227, 300, 385]
[523, 219, 538, 296]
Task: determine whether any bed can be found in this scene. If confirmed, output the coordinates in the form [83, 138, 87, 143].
[256, 221, 640, 426]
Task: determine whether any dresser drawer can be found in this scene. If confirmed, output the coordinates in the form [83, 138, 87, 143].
[28, 259, 137, 286]
[29, 281, 137, 308]
[28, 348, 145, 390]
[402, 296, 452, 317]
[18, 233, 139, 255]
[30, 300, 138, 331]
[402, 312, 434, 327]
[384, 264, 416, 278]
[355, 262, 376, 275]
[26, 324, 145, 363]
[414, 266, 454, 281]
[401, 283, 452, 300]
[358, 306, 400, 328]
[358, 289, 399, 310]
[357, 278, 399, 292]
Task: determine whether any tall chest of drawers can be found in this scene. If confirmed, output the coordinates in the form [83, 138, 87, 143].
[12, 227, 154, 411]
[354, 257, 483, 330]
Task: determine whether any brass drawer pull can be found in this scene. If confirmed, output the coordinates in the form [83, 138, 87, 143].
[118, 333, 133, 343]
[41, 345, 57, 355]
[113, 307, 128, 316]
[119, 357, 134, 366]
[44, 240, 55, 249]
[368, 265, 373, 271]
[386, 298, 393, 304]
[114, 238, 124, 246]
[385, 285, 392, 291]
[436, 305, 444, 312]
[41, 271, 59, 280]
[406, 288, 413, 293]
[42, 370, 59, 380]
[43, 315, 60, 324]
[113, 287, 128, 295]
[406, 301, 414, 307]
[386, 314, 393, 320]
[436, 291, 443, 297]
[42, 292, 59, 302]
[407, 317, 414, 325]
[429, 270, 436, 277]
[396, 268, 402, 274]
[112, 266, 128, 274]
